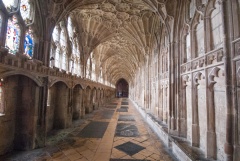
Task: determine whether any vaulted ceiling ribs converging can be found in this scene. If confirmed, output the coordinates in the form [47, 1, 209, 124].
[67, 0, 162, 85]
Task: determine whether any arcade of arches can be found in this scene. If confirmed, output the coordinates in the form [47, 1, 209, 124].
[0, 0, 240, 161]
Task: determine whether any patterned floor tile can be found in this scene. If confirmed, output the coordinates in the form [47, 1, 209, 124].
[114, 141, 145, 156]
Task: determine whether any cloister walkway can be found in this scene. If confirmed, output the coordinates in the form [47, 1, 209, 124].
[0, 98, 176, 161]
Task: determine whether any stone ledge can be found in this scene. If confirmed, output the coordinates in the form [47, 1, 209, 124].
[130, 99, 216, 161]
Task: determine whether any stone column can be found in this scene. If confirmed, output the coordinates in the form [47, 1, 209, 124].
[169, 42, 177, 133]
[191, 73, 200, 147]
[38, 78, 49, 147]
[179, 75, 188, 137]
[206, 70, 217, 159]
[221, 0, 234, 160]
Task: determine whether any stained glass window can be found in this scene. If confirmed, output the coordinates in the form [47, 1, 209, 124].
[20, 0, 32, 24]
[24, 28, 34, 58]
[2, 0, 17, 12]
[6, 16, 21, 54]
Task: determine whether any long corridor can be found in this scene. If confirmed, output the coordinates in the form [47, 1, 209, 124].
[0, 99, 176, 161]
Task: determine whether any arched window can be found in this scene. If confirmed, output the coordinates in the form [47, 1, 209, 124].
[62, 53, 67, 70]
[196, 18, 204, 56]
[52, 26, 60, 43]
[67, 16, 73, 39]
[92, 55, 96, 81]
[24, 28, 34, 58]
[51, 25, 60, 67]
[189, 0, 195, 19]
[2, 0, 35, 57]
[186, 34, 191, 60]
[60, 30, 66, 47]
[72, 41, 80, 75]
[60, 29, 67, 70]
[2, 0, 18, 12]
[73, 59, 77, 75]
[6, 16, 21, 54]
[55, 47, 60, 68]
[210, 1, 223, 49]
[20, 0, 32, 24]
[87, 56, 91, 79]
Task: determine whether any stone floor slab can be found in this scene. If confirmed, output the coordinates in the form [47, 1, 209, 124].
[77, 121, 109, 138]
[101, 110, 115, 119]
[118, 115, 135, 121]
[121, 102, 129, 105]
[115, 123, 139, 137]
[117, 108, 128, 112]
[0, 98, 176, 161]
[114, 141, 145, 156]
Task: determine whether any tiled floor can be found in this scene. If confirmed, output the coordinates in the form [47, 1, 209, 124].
[0, 98, 177, 161]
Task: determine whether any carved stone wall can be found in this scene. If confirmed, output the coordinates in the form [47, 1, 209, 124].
[0, 0, 240, 160]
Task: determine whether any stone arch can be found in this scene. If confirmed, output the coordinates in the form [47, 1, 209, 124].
[92, 87, 97, 110]
[72, 84, 83, 120]
[73, 83, 84, 89]
[84, 86, 92, 114]
[0, 71, 44, 87]
[100, 88, 104, 105]
[180, 74, 190, 137]
[208, 67, 222, 90]
[49, 79, 71, 88]
[96, 88, 101, 108]
[116, 78, 129, 97]
[47, 81, 70, 133]
[1, 75, 41, 151]
[190, 10, 204, 58]
[191, 71, 205, 147]
[206, 66, 225, 159]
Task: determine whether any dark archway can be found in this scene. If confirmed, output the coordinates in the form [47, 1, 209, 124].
[72, 84, 83, 120]
[116, 78, 129, 98]
[2, 75, 40, 151]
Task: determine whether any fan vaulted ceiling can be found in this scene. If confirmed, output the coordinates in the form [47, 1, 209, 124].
[51, 0, 172, 85]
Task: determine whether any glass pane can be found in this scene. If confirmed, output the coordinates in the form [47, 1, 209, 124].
[20, 0, 32, 24]
[52, 26, 59, 42]
[2, 0, 17, 12]
[62, 53, 66, 70]
[60, 30, 66, 47]
[24, 28, 34, 58]
[55, 47, 60, 68]
[6, 16, 21, 54]
[67, 17, 73, 38]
